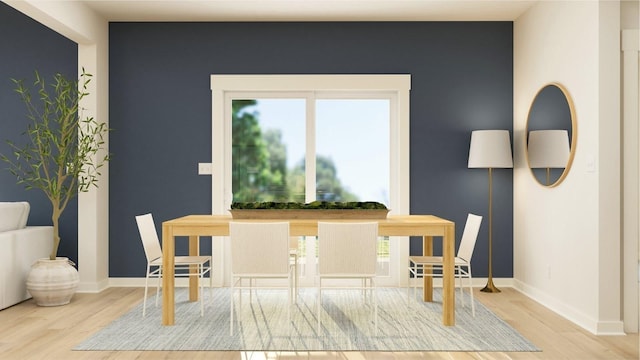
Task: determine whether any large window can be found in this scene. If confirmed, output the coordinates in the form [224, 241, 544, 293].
[211, 75, 410, 287]
[231, 98, 389, 205]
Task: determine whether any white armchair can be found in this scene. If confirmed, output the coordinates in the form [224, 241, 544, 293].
[0, 202, 52, 310]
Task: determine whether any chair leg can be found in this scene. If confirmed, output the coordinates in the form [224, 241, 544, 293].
[407, 262, 413, 306]
[289, 261, 298, 303]
[292, 254, 298, 302]
[230, 276, 235, 336]
[199, 266, 204, 317]
[290, 267, 295, 304]
[468, 266, 475, 317]
[372, 277, 378, 335]
[295, 265, 298, 302]
[409, 262, 419, 306]
[317, 278, 322, 335]
[415, 264, 422, 304]
[155, 267, 162, 308]
[209, 266, 214, 303]
[407, 268, 411, 307]
[457, 267, 464, 308]
[287, 272, 292, 332]
[239, 278, 243, 309]
[143, 268, 150, 317]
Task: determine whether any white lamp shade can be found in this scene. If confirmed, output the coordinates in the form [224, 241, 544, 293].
[527, 130, 570, 168]
[468, 130, 513, 168]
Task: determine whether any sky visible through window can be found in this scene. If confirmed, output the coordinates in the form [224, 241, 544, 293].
[248, 98, 390, 204]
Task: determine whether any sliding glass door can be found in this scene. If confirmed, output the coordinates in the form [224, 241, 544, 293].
[231, 97, 390, 284]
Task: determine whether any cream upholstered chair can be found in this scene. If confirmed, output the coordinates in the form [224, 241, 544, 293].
[408, 213, 482, 316]
[317, 221, 379, 334]
[229, 221, 295, 335]
[135, 213, 212, 317]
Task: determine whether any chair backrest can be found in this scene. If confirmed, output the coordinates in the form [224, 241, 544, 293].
[457, 213, 483, 263]
[229, 221, 290, 276]
[318, 222, 378, 276]
[135, 213, 163, 263]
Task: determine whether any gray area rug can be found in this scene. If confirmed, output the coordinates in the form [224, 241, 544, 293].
[74, 287, 539, 352]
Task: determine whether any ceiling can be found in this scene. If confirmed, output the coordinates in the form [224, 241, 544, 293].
[81, 0, 537, 22]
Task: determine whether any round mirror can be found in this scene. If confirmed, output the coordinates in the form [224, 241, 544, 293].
[525, 83, 577, 187]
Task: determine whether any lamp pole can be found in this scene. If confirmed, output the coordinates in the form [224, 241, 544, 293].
[481, 167, 500, 293]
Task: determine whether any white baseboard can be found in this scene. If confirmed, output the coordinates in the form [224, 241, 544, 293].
[513, 279, 625, 336]
[408, 277, 514, 288]
[77, 278, 110, 293]
[107, 277, 203, 288]
[107, 277, 514, 289]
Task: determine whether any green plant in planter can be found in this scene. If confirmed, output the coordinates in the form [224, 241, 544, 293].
[0, 70, 110, 260]
[231, 201, 388, 210]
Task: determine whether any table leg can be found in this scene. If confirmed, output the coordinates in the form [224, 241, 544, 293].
[422, 235, 433, 302]
[162, 224, 175, 325]
[189, 235, 199, 302]
[443, 223, 455, 326]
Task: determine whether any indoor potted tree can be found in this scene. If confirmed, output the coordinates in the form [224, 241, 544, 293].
[0, 69, 109, 306]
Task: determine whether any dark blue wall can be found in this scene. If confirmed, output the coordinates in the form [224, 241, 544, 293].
[0, 3, 78, 262]
[109, 22, 513, 278]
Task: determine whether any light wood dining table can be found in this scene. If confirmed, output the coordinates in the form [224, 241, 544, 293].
[161, 214, 456, 326]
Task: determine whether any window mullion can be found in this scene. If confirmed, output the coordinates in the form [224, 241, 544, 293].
[305, 93, 316, 202]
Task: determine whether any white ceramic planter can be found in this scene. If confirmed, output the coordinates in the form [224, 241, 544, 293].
[26, 257, 79, 306]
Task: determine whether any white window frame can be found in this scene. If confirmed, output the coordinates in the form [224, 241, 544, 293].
[210, 74, 411, 287]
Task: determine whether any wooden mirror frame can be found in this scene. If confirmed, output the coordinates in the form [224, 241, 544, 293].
[525, 83, 577, 187]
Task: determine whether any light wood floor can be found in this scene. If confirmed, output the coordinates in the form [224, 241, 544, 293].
[0, 287, 637, 359]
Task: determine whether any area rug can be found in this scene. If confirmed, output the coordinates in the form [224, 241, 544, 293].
[74, 287, 539, 352]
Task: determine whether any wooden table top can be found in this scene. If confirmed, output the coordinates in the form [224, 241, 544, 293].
[163, 214, 453, 237]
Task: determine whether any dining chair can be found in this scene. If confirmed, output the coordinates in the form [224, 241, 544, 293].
[408, 213, 482, 316]
[317, 221, 379, 334]
[228, 221, 296, 335]
[135, 213, 212, 317]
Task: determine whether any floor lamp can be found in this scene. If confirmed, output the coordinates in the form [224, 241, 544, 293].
[527, 130, 570, 186]
[468, 130, 513, 293]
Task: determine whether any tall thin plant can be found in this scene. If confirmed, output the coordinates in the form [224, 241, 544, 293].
[0, 69, 109, 260]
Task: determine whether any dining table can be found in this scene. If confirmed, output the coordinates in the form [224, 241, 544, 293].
[161, 214, 456, 326]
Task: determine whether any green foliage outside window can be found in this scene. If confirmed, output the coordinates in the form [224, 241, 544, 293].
[230, 201, 387, 210]
[232, 100, 359, 203]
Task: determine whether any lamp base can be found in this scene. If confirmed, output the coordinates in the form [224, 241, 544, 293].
[480, 278, 501, 293]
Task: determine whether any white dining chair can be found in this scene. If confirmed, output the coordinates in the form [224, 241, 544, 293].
[408, 213, 482, 316]
[229, 221, 296, 335]
[136, 213, 212, 317]
[317, 221, 379, 334]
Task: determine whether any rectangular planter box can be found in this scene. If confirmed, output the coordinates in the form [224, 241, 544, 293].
[229, 209, 389, 220]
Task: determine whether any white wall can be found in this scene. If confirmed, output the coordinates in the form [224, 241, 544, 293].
[514, 0, 623, 334]
[621, 0, 639, 29]
[621, 0, 640, 334]
[621, 27, 639, 333]
[5, 1, 110, 293]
